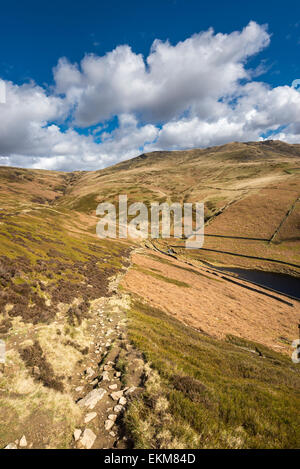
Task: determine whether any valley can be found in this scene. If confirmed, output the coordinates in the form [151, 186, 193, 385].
[0, 140, 299, 449]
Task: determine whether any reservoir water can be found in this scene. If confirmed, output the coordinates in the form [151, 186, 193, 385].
[201, 262, 300, 301]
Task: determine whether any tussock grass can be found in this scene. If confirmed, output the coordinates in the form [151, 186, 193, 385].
[115, 350, 128, 386]
[125, 300, 300, 449]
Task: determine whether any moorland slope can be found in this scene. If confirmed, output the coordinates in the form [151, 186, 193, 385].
[0, 140, 299, 449]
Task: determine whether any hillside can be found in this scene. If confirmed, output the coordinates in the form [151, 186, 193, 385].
[0, 140, 299, 449]
[47, 140, 300, 273]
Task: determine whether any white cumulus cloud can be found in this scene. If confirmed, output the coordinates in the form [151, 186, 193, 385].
[0, 21, 299, 171]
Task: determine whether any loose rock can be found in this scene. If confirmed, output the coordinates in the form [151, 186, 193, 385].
[84, 412, 97, 423]
[105, 420, 114, 431]
[79, 429, 97, 449]
[4, 443, 17, 449]
[85, 367, 94, 378]
[19, 435, 27, 447]
[102, 371, 110, 381]
[114, 404, 124, 413]
[78, 388, 107, 410]
[110, 390, 123, 401]
[74, 429, 82, 441]
[125, 386, 137, 395]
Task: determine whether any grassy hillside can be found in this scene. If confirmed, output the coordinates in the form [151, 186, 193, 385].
[53, 140, 300, 274]
[0, 167, 131, 447]
[125, 299, 299, 449]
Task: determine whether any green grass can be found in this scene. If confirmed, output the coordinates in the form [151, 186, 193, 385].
[125, 300, 300, 449]
[115, 351, 128, 386]
[0, 200, 130, 332]
[70, 193, 99, 213]
[284, 168, 300, 174]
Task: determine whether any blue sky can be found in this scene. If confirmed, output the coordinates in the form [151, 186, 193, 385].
[0, 0, 300, 170]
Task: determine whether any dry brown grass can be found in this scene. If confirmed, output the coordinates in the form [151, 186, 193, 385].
[124, 299, 300, 449]
[122, 251, 299, 354]
[205, 186, 299, 239]
[0, 140, 299, 448]
[277, 200, 300, 242]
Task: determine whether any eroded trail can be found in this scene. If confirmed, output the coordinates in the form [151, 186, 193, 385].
[70, 263, 145, 449]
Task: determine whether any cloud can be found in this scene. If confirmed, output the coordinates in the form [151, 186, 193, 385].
[0, 21, 299, 171]
[148, 82, 300, 149]
[0, 98, 158, 171]
[54, 21, 270, 125]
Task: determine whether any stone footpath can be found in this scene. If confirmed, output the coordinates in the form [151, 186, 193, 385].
[71, 272, 145, 449]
